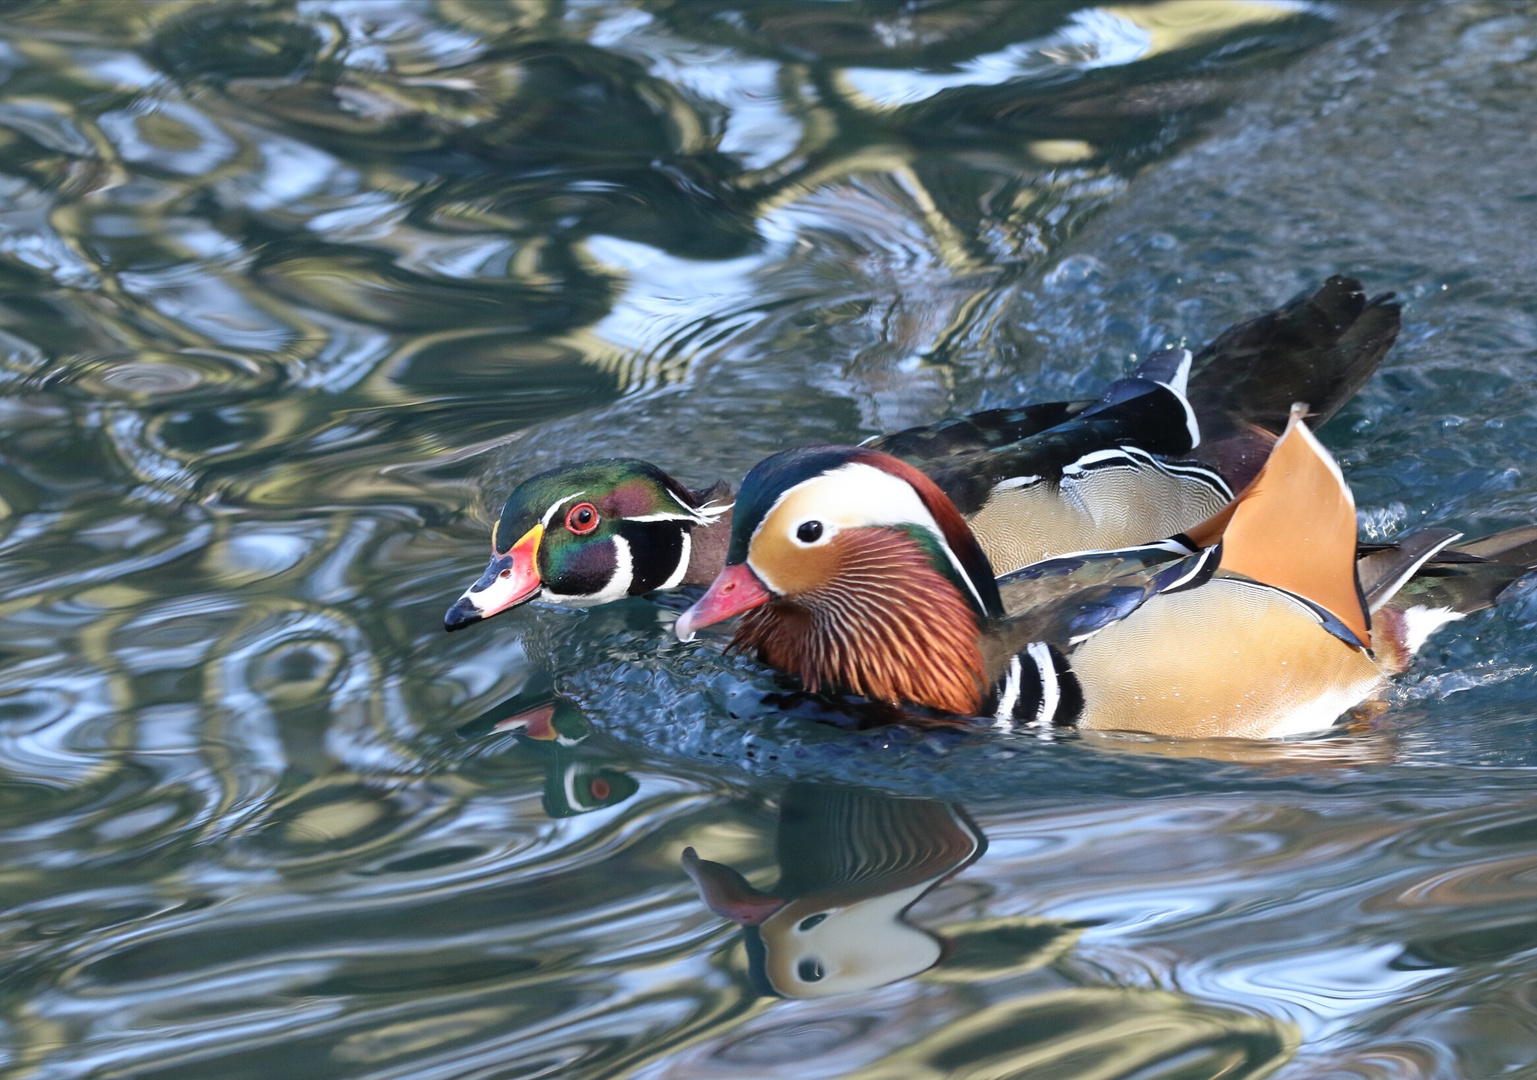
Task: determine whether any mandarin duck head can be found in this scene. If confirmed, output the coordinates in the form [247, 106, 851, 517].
[445, 458, 729, 630]
[682, 784, 985, 998]
[674, 446, 1003, 715]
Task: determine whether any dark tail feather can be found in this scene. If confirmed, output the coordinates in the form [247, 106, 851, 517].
[1452, 524, 1537, 567]
[1385, 525, 1537, 617]
[869, 400, 1090, 462]
[1357, 528, 1462, 614]
[1187, 276, 1400, 487]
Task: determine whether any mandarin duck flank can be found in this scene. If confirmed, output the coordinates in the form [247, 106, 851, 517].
[674, 407, 1537, 740]
[447, 277, 1399, 631]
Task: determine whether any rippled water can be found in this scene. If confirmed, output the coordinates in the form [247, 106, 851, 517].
[1, 1, 1536, 1077]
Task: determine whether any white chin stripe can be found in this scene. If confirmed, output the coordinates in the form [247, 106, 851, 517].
[545, 536, 636, 607]
[660, 530, 692, 591]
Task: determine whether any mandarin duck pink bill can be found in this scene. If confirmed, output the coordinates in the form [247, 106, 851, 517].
[446, 277, 1399, 631]
[673, 406, 1537, 739]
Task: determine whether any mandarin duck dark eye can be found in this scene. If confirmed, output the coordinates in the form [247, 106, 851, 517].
[796, 520, 823, 543]
[565, 502, 599, 535]
[797, 958, 825, 982]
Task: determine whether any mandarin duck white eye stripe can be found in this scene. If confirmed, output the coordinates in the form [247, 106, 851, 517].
[745, 460, 995, 616]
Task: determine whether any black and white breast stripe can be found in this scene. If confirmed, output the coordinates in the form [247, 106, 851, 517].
[990, 642, 1084, 729]
[619, 520, 692, 595]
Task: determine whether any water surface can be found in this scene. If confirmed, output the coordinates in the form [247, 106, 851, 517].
[1, 2, 1536, 1077]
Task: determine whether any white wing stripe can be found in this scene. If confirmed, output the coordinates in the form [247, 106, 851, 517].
[1027, 642, 1059, 726]
[994, 657, 1022, 730]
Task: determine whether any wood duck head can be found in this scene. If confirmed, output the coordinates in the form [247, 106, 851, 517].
[674, 445, 1004, 715]
[445, 458, 729, 630]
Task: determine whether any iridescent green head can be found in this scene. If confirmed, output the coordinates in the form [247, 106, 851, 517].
[444, 458, 726, 630]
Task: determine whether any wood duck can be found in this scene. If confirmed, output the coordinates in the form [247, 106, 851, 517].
[682, 784, 984, 998]
[444, 458, 733, 630]
[673, 407, 1537, 739]
[446, 276, 1398, 631]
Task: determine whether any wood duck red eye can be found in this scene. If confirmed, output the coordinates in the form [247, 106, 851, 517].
[565, 502, 599, 535]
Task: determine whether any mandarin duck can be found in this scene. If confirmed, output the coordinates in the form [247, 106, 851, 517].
[682, 784, 984, 997]
[673, 407, 1537, 739]
[446, 276, 1398, 631]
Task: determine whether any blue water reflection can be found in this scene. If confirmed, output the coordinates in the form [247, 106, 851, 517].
[0, 1, 1534, 1077]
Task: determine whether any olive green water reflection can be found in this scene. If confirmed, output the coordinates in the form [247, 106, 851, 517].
[1, 2, 1537, 1078]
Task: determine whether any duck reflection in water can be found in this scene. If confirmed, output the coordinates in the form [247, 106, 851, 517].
[459, 692, 639, 818]
[683, 784, 985, 998]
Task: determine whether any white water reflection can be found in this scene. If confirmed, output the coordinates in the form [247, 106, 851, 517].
[0, 2, 1532, 1078]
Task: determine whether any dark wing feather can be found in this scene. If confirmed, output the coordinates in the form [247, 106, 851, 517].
[870, 400, 1092, 462]
[1185, 275, 1400, 487]
[1385, 525, 1537, 616]
[922, 385, 1198, 516]
[995, 543, 1189, 619]
[1357, 527, 1462, 613]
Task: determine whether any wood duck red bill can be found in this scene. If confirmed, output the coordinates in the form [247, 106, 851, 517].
[675, 406, 1537, 740]
[448, 277, 1401, 631]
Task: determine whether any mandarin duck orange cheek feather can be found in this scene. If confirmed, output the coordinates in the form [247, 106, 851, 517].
[448, 277, 1400, 629]
[677, 410, 1537, 740]
[674, 446, 1006, 717]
